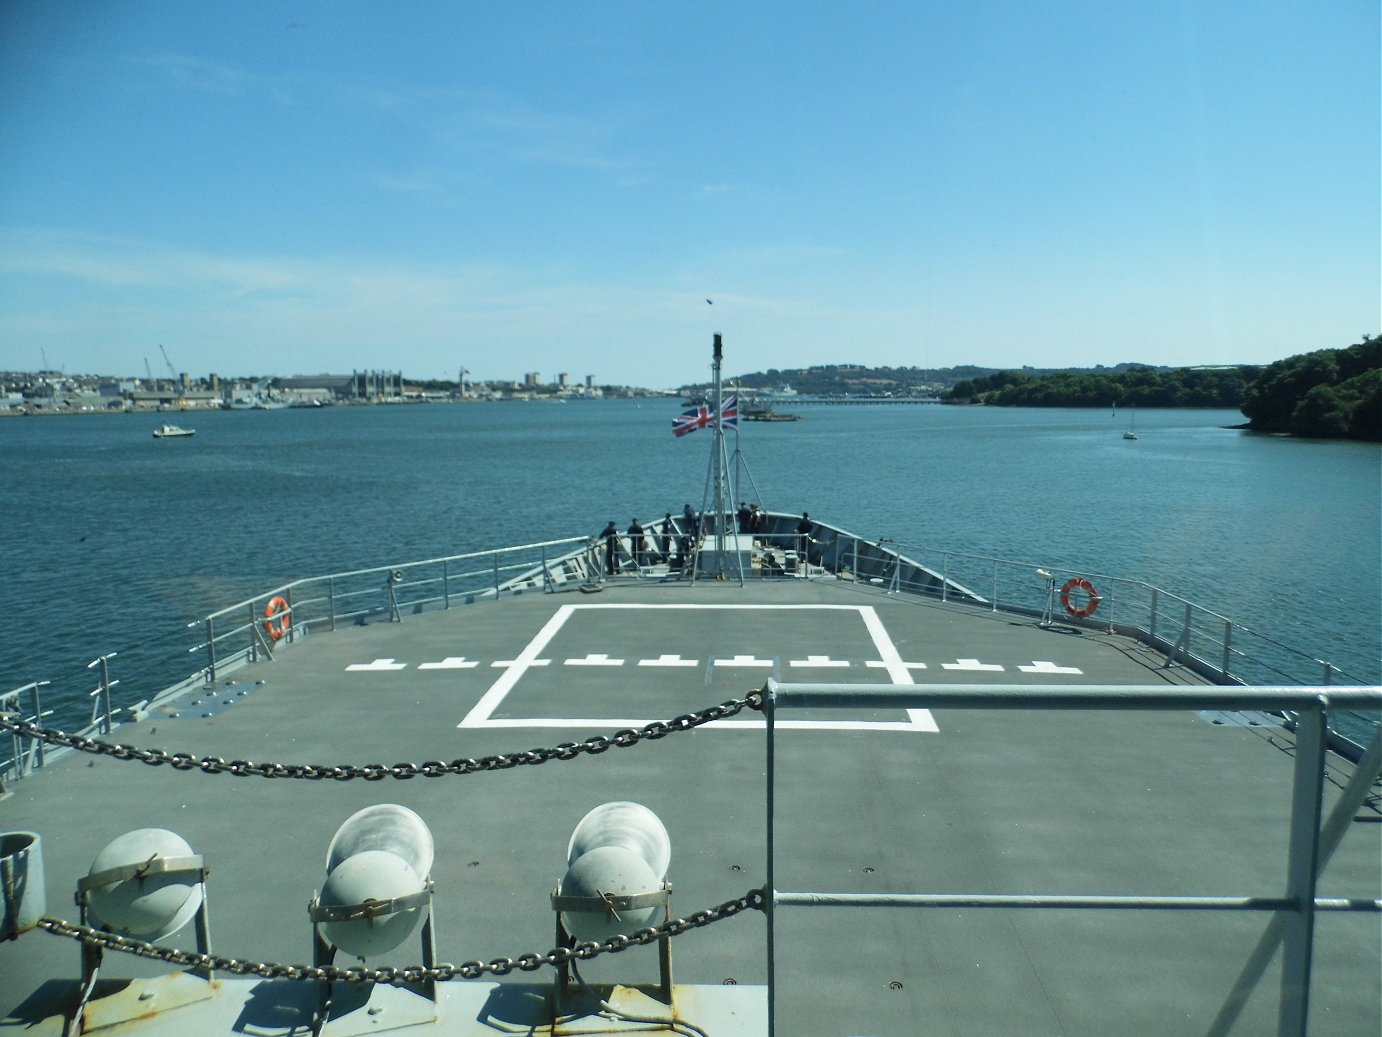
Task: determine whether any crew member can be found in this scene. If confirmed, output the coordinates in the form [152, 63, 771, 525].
[600, 520, 619, 575]
[628, 518, 645, 569]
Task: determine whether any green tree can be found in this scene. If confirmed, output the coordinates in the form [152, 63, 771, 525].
[1293, 384, 1350, 437]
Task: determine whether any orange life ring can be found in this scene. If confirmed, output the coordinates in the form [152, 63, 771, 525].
[1060, 577, 1101, 619]
[263, 595, 291, 641]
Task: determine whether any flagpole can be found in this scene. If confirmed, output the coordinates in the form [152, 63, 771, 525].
[711, 334, 725, 573]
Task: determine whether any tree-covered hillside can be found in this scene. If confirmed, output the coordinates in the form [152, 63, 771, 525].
[945, 366, 1255, 408]
[1238, 336, 1380, 440]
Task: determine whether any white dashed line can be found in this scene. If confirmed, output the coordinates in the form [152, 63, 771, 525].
[345, 658, 407, 672]
[566, 654, 624, 666]
[941, 658, 1005, 672]
[789, 655, 850, 668]
[418, 657, 479, 670]
[713, 654, 775, 668]
[638, 655, 699, 667]
[1018, 661, 1084, 674]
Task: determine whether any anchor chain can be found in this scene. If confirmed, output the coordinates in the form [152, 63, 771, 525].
[0, 691, 763, 781]
[35, 888, 766, 984]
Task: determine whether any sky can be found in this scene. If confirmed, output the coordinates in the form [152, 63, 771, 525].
[0, 1, 1377, 388]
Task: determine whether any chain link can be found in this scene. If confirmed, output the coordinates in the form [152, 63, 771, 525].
[36, 888, 765, 984]
[0, 692, 763, 782]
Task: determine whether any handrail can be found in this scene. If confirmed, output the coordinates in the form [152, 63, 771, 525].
[201, 535, 593, 624]
[761, 680, 1382, 1037]
[5, 521, 1375, 780]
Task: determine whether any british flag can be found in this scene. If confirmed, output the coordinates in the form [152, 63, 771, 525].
[721, 392, 739, 430]
[673, 393, 738, 437]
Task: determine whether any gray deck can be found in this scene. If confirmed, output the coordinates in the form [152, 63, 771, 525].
[2, 574, 1378, 1035]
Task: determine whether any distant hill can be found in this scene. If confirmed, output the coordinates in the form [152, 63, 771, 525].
[697, 338, 1380, 440]
[944, 365, 1258, 408]
[683, 362, 1179, 397]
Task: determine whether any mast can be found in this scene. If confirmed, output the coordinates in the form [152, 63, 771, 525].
[711, 333, 725, 564]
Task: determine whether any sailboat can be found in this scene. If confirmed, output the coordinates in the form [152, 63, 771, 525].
[1123, 404, 1138, 440]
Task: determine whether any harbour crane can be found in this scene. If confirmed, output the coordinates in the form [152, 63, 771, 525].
[158, 344, 188, 409]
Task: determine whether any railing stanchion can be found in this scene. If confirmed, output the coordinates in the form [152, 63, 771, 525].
[1278, 700, 1326, 1035]
[764, 678, 778, 1037]
[205, 618, 217, 685]
[328, 577, 337, 631]
[87, 653, 117, 735]
[249, 602, 258, 662]
[443, 561, 450, 610]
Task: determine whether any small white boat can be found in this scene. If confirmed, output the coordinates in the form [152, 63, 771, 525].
[152, 423, 195, 438]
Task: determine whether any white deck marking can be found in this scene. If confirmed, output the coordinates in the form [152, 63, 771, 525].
[1018, 660, 1084, 675]
[866, 660, 927, 670]
[858, 606, 939, 733]
[789, 655, 850, 668]
[639, 655, 699, 667]
[458, 603, 938, 733]
[714, 654, 774, 668]
[566, 654, 624, 666]
[346, 658, 407, 671]
[942, 658, 1006, 672]
[417, 657, 479, 670]
[491, 659, 551, 668]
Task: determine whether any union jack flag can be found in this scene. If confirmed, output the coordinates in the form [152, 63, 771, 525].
[721, 392, 739, 431]
[673, 393, 738, 437]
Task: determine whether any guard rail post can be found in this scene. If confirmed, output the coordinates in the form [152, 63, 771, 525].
[87, 654, 116, 735]
[764, 677, 779, 1037]
[204, 617, 217, 685]
[1279, 699, 1326, 1034]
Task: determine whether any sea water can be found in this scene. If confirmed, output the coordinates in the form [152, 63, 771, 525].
[1, 402, 1377, 725]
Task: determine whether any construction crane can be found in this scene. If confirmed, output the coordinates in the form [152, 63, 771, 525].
[158, 344, 188, 409]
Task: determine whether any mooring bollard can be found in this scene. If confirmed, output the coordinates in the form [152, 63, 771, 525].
[1, 831, 45, 940]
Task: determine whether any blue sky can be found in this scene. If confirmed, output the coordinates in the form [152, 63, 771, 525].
[1, 1, 1376, 387]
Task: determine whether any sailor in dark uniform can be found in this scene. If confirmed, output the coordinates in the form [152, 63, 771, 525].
[600, 520, 619, 575]
[659, 512, 673, 562]
[627, 518, 645, 569]
[796, 512, 815, 565]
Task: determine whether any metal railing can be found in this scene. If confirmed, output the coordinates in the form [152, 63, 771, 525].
[191, 536, 597, 687]
[740, 514, 1375, 752]
[762, 679, 1382, 1037]
[4, 519, 1375, 780]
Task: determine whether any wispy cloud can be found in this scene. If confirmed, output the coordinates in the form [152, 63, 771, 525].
[126, 51, 297, 104]
[0, 228, 854, 382]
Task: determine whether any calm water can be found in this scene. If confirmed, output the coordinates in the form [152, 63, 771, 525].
[1, 402, 1378, 719]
